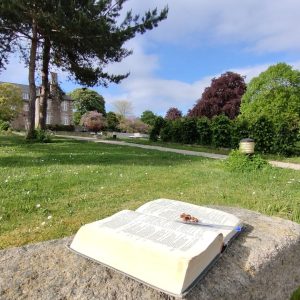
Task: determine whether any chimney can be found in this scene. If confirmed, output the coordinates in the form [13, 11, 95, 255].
[51, 72, 58, 84]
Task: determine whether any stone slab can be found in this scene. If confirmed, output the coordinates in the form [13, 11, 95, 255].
[1, 207, 300, 300]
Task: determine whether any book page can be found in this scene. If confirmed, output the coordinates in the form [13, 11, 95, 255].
[136, 199, 241, 244]
[97, 210, 222, 254]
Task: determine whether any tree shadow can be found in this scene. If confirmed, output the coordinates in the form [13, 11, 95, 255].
[0, 135, 208, 168]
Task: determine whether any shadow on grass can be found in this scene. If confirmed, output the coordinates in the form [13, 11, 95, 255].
[0, 135, 207, 168]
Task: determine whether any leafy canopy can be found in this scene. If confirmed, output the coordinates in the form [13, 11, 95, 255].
[70, 88, 106, 119]
[140, 110, 157, 126]
[240, 63, 300, 123]
[188, 72, 246, 119]
[0, 83, 23, 121]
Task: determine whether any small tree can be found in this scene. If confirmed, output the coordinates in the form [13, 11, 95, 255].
[80, 111, 106, 133]
[240, 63, 300, 124]
[188, 72, 246, 119]
[70, 88, 106, 124]
[165, 107, 182, 120]
[106, 112, 119, 131]
[141, 110, 157, 126]
[0, 83, 23, 121]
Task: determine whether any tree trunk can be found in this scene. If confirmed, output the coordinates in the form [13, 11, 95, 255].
[38, 37, 51, 130]
[26, 19, 38, 139]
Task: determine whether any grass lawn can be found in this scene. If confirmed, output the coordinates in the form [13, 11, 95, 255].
[0, 133, 300, 249]
[121, 138, 300, 163]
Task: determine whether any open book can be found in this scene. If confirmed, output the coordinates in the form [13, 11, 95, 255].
[70, 199, 242, 296]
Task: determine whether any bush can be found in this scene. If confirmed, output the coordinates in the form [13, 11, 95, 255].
[181, 118, 198, 144]
[160, 121, 173, 142]
[32, 129, 52, 143]
[171, 119, 184, 143]
[211, 115, 232, 148]
[272, 117, 299, 155]
[225, 150, 270, 172]
[249, 116, 275, 153]
[196, 117, 211, 145]
[0, 120, 10, 131]
[150, 117, 166, 141]
[46, 124, 75, 131]
[231, 119, 250, 149]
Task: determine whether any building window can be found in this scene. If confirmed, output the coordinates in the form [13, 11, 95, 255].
[61, 101, 68, 111]
[24, 103, 29, 111]
[47, 99, 52, 110]
[46, 113, 52, 125]
[22, 93, 29, 100]
[63, 116, 69, 125]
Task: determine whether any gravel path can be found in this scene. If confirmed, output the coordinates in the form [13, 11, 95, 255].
[58, 135, 300, 170]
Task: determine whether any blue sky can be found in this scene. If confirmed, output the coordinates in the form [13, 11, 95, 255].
[1, 0, 300, 116]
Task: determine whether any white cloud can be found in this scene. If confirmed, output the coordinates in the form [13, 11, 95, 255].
[125, 0, 300, 52]
[104, 56, 300, 117]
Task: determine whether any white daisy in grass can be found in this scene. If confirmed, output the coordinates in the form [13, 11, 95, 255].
[36, 204, 41, 208]
[47, 215, 52, 220]
[41, 222, 46, 226]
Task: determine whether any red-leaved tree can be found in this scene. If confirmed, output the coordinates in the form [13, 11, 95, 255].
[165, 107, 182, 120]
[188, 72, 246, 119]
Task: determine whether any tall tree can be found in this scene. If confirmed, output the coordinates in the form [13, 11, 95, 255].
[0, 1, 168, 134]
[188, 72, 246, 119]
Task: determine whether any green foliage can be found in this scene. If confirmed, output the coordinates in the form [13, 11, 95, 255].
[211, 115, 232, 148]
[181, 118, 198, 144]
[150, 116, 166, 141]
[231, 119, 250, 148]
[140, 110, 157, 126]
[32, 129, 52, 143]
[225, 150, 270, 172]
[0, 120, 10, 131]
[291, 286, 300, 300]
[1, 134, 299, 250]
[106, 112, 120, 131]
[171, 119, 184, 143]
[196, 117, 212, 145]
[46, 124, 75, 132]
[249, 116, 275, 153]
[160, 121, 173, 142]
[272, 116, 299, 155]
[0, 83, 23, 121]
[69, 89, 106, 124]
[240, 63, 300, 124]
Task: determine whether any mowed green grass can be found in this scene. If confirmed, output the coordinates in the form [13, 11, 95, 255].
[0, 134, 299, 249]
[122, 138, 300, 163]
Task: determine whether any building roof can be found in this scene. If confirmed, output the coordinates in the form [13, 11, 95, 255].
[0, 81, 72, 101]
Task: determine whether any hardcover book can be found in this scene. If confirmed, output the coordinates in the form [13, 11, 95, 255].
[70, 199, 242, 296]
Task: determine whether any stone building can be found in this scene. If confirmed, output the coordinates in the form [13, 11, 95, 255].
[2, 73, 73, 130]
